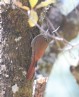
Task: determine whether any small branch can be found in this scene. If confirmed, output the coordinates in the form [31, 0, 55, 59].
[12, 3, 78, 51]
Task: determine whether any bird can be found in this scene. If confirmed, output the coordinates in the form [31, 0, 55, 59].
[26, 34, 52, 80]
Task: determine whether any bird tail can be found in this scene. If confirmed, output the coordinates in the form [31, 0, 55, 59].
[26, 60, 37, 80]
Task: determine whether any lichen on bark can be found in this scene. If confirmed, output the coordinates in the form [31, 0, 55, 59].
[1, 5, 39, 97]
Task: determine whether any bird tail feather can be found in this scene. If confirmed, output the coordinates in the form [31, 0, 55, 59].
[26, 60, 36, 80]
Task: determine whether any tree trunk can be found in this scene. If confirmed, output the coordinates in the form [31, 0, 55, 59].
[0, 5, 39, 97]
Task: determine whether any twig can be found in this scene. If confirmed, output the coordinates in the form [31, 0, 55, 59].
[12, 2, 76, 51]
[45, 16, 73, 47]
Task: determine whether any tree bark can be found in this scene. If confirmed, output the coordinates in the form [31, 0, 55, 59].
[1, 6, 39, 97]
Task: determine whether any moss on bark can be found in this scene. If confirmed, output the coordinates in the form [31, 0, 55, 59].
[2, 6, 39, 97]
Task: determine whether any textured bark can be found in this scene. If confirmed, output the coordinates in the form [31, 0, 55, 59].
[1, 7, 39, 97]
[1, 1, 79, 97]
